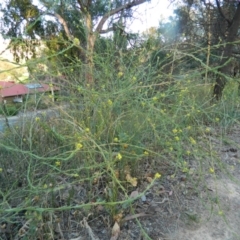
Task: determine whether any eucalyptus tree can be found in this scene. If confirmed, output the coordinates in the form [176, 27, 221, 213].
[212, 0, 240, 99]
[0, 0, 148, 84]
[166, 0, 240, 99]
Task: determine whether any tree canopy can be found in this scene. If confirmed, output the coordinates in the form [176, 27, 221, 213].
[1, 0, 240, 97]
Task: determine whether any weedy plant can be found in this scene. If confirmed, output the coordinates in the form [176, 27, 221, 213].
[0, 41, 240, 239]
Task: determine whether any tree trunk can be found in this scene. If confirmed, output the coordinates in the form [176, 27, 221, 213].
[214, 2, 240, 100]
[85, 12, 96, 86]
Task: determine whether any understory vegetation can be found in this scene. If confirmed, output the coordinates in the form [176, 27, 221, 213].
[1, 0, 240, 238]
[0, 42, 240, 239]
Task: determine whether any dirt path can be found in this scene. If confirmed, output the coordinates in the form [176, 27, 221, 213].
[116, 126, 240, 240]
[165, 127, 240, 240]
[0, 104, 65, 132]
[166, 177, 240, 240]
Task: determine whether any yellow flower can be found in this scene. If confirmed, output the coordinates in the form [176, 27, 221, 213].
[144, 151, 149, 156]
[43, 184, 48, 189]
[182, 167, 189, 173]
[215, 118, 220, 122]
[154, 173, 161, 179]
[160, 93, 165, 97]
[172, 129, 178, 134]
[132, 76, 137, 81]
[71, 173, 79, 177]
[0, 168, 2, 173]
[73, 37, 80, 45]
[117, 72, 124, 77]
[35, 117, 40, 122]
[152, 96, 158, 101]
[175, 136, 180, 141]
[186, 150, 191, 155]
[189, 137, 196, 145]
[205, 127, 211, 133]
[209, 167, 215, 173]
[55, 161, 61, 167]
[85, 128, 90, 132]
[107, 99, 113, 106]
[114, 137, 119, 142]
[116, 153, 122, 160]
[218, 210, 223, 215]
[187, 126, 191, 130]
[75, 143, 83, 150]
[169, 146, 173, 151]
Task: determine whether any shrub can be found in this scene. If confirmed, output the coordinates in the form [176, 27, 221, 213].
[0, 42, 239, 239]
[0, 104, 19, 116]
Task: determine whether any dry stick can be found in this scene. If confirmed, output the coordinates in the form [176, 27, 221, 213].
[70, 237, 83, 240]
[57, 223, 64, 239]
[17, 219, 32, 238]
[122, 212, 153, 223]
[70, 215, 100, 240]
[83, 218, 100, 240]
[205, 1, 211, 84]
[2, 103, 10, 129]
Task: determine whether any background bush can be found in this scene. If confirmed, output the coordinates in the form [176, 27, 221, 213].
[0, 42, 239, 239]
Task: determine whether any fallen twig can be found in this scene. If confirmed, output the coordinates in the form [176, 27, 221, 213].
[122, 212, 152, 222]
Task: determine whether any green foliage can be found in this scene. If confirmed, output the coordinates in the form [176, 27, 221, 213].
[1, 2, 240, 236]
[0, 0, 142, 66]
[0, 38, 240, 238]
[0, 104, 19, 116]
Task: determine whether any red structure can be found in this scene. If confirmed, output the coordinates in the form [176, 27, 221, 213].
[0, 81, 60, 103]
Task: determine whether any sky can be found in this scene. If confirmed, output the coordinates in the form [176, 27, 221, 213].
[126, 0, 175, 32]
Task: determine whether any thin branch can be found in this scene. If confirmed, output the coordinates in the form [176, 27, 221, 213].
[76, 0, 87, 13]
[226, 2, 240, 42]
[95, 0, 147, 33]
[87, 0, 92, 8]
[53, 13, 73, 40]
[215, 0, 231, 26]
[46, 13, 86, 53]
[99, 27, 114, 34]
